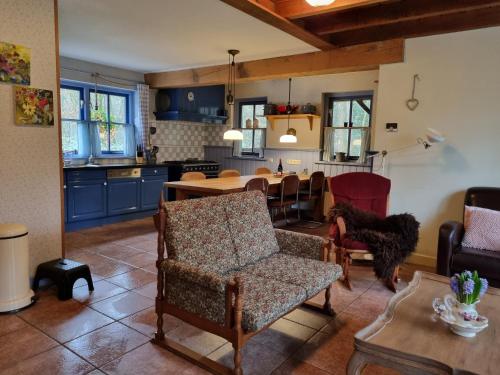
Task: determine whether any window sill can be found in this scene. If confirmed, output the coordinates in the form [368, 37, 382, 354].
[315, 161, 371, 167]
[226, 156, 267, 162]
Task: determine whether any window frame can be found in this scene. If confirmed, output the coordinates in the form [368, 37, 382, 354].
[60, 85, 84, 155]
[323, 92, 373, 161]
[236, 98, 267, 157]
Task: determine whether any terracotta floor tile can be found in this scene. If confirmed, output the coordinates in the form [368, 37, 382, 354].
[271, 358, 332, 375]
[0, 345, 94, 375]
[87, 370, 106, 375]
[73, 273, 104, 288]
[65, 322, 149, 367]
[307, 282, 363, 314]
[106, 268, 156, 290]
[120, 307, 183, 337]
[126, 239, 158, 253]
[208, 339, 288, 375]
[140, 264, 158, 274]
[72, 280, 127, 305]
[0, 326, 58, 369]
[166, 322, 227, 356]
[134, 282, 157, 299]
[284, 307, 332, 330]
[18, 294, 113, 343]
[72, 253, 134, 278]
[119, 252, 157, 268]
[89, 291, 153, 320]
[251, 318, 316, 354]
[100, 342, 210, 375]
[95, 244, 139, 261]
[0, 314, 29, 337]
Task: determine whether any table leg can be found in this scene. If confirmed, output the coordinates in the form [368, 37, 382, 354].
[175, 189, 189, 201]
[347, 351, 368, 375]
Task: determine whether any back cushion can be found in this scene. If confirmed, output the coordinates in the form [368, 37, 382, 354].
[164, 196, 239, 274]
[462, 205, 500, 251]
[223, 191, 280, 267]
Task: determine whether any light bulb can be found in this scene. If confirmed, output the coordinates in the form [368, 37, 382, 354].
[223, 129, 243, 140]
[306, 0, 335, 6]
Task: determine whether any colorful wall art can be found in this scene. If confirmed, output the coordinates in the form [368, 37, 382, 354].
[0, 41, 31, 85]
[15, 86, 54, 126]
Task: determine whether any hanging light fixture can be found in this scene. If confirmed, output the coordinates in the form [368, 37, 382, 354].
[223, 49, 243, 141]
[306, 0, 335, 6]
[280, 78, 297, 144]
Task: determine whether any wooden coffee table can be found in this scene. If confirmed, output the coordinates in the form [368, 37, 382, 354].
[348, 271, 499, 375]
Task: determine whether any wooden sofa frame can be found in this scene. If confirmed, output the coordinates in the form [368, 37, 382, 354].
[152, 202, 336, 375]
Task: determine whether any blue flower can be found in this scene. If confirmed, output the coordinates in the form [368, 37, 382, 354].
[480, 278, 489, 296]
[463, 270, 473, 279]
[450, 276, 460, 294]
[463, 279, 475, 295]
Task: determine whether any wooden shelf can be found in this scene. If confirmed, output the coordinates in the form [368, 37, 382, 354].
[265, 114, 320, 131]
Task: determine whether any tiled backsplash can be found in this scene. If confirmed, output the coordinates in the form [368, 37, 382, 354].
[150, 120, 232, 161]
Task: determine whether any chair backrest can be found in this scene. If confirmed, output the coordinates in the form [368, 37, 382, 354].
[328, 172, 390, 218]
[219, 169, 241, 178]
[245, 177, 269, 196]
[307, 171, 325, 197]
[181, 171, 206, 181]
[255, 167, 272, 175]
[281, 174, 300, 202]
[464, 187, 500, 216]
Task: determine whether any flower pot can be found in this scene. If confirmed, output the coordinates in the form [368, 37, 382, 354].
[444, 294, 479, 321]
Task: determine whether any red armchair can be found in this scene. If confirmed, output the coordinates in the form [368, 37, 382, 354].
[328, 172, 396, 291]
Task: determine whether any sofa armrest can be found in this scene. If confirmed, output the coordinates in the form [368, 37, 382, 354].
[160, 259, 231, 293]
[275, 228, 326, 261]
[437, 221, 465, 276]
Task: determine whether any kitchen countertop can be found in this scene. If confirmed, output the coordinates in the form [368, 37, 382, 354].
[63, 163, 177, 170]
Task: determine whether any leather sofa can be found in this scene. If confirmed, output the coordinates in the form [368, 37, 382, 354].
[437, 187, 500, 287]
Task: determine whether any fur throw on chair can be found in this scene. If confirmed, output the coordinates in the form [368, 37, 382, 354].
[329, 202, 420, 279]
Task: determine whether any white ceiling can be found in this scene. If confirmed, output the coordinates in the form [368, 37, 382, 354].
[58, 0, 318, 73]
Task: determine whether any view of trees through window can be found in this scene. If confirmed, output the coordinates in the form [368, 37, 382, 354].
[90, 91, 127, 153]
[61, 87, 82, 154]
[239, 101, 267, 155]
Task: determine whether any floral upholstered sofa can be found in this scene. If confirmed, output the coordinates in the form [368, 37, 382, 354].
[152, 190, 342, 375]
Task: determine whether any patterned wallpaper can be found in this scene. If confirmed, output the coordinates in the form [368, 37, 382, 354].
[0, 0, 62, 275]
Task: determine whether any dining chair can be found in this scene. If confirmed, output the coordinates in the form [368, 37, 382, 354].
[298, 171, 325, 222]
[268, 174, 300, 225]
[218, 169, 241, 178]
[181, 172, 206, 181]
[244, 177, 269, 196]
[255, 167, 272, 175]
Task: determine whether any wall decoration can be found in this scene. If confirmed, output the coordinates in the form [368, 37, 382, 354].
[14, 86, 54, 126]
[0, 41, 31, 85]
[406, 74, 420, 111]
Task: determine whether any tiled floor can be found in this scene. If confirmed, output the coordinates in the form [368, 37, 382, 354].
[0, 218, 432, 375]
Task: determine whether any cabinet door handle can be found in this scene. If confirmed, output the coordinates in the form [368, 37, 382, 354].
[103, 182, 107, 186]
[142, 179, 145, 183]
[63, 185, 67, 189]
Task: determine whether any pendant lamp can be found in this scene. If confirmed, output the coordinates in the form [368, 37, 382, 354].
[280, 78, 297, 143]
[306, 0, 335, 6]
[223, 49, 243, 141]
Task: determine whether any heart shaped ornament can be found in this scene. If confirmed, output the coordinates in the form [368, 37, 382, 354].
[406, 98, 419, 111]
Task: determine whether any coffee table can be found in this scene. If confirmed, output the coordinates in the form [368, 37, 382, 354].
[348, 271, 499, 375]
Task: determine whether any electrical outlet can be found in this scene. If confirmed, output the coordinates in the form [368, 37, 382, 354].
[287, 159, 301, 165]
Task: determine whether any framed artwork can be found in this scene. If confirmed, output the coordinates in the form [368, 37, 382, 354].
[15, 86, 54, 126]
[0, 41, 31, 85]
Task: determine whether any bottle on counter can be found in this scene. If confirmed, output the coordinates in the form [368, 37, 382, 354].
[277, 158, 283, 175]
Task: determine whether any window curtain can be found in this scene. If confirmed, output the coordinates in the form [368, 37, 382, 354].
[90, 122, 102, 157]
[77, 120, 91, 157]
[323, 127, 333, 161]
[135, 83, 150, 150]
[123, 124, 136, 156]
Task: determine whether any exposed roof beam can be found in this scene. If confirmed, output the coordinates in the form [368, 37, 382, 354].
[219, 0, 334, 50]
[327, 4, 500, 46]
[273, 0, 393, 19]
[306, 0, 500, 35]
[144, 39, 404, 88]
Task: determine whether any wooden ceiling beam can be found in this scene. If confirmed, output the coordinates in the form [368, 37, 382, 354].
[273, 0, 393, 19]
[327, 5, 500, 46]
[307, 0, 500, 35]
[219, 0, 333, 50]
[144, 39, 404, 88]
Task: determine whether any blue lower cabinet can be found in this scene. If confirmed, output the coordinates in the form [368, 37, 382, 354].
[107, 179, 141, 215]
[141, 176, 165, 210]
[67, 180, 107, 222]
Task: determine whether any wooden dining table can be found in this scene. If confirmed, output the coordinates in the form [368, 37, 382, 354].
[165, 173, 310, 200]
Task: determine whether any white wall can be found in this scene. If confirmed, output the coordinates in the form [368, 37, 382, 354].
[374, 27, 500, 266]
[0, 0, 62, 274]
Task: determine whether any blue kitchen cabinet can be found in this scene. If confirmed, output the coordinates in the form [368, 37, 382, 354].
[107, 178, 141, 215]
[141, 176, 165, 210]
[67, 180, 107, 222]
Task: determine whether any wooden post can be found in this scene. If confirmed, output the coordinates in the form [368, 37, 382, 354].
[232, 276, 244, 375]
[154, 196, 167, 342]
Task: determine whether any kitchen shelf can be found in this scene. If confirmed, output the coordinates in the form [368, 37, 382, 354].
[265, 114, 320, 131]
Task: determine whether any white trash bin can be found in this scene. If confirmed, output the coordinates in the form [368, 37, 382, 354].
[0, 224, 34, 312]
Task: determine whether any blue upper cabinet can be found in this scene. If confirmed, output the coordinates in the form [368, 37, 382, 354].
[153, 85, 227, 124]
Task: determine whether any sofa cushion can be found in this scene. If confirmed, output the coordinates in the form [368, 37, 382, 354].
[223, 191, 280, 267]
[163, 197, 239, 274]
[242, 253, 342, 298]
[451, 246, 500, 283]
[462, 205, 500, 251]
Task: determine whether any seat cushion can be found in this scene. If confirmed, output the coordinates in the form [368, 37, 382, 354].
[242, 253, 342, 298]
[342, 238, 370, 251]
[163, 196, 239, 274]
[451, 246, 500, 282]
[222, 191, 280, 267]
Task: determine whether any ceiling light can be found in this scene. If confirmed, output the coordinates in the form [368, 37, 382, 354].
[305, 0, 335, 6]
[280, 78, 297, 144]
[223, 129, 243, 140]
[226, 49, 239, 106]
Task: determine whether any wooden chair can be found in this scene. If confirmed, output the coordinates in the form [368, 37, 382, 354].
[255, 167, 272, 175]
[298, 171, 325, 222]
[328, 172, 398, 292]
[244, 177, 269, 196]
[218, 169, 241, 178]
[181, 171, 206, 181]
[268, 175, 300, 225]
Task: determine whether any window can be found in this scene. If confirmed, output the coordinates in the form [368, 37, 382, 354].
[238, 99, 267, 157]
[61, 86, 84, 155]
[323, 93, 372, 161]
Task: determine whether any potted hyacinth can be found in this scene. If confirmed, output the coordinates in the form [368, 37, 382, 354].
[446, 270, 488, 321]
